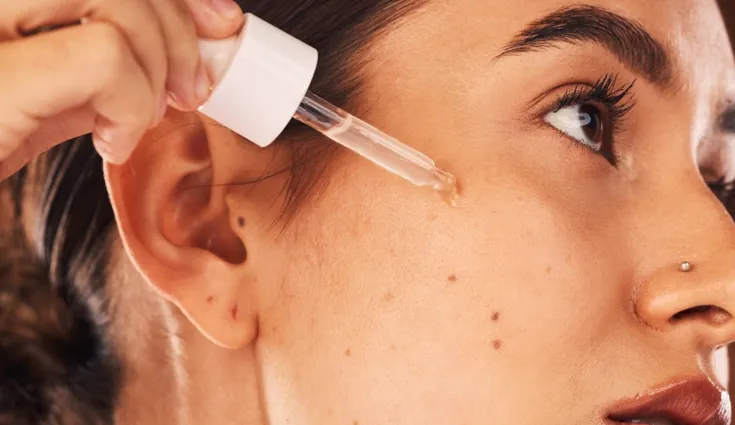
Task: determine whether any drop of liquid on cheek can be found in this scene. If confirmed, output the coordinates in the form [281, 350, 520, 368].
[433, 172, 460, 207]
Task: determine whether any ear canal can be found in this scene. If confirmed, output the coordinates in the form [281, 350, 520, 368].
[195, 213, 247, 265]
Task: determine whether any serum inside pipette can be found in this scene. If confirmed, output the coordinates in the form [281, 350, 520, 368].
[294, 91, 459, 207]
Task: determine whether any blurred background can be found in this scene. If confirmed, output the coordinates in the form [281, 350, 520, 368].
[724, 0, 734, 42]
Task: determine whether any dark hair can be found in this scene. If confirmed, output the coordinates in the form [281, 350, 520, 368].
[0, 1, 424, 423]
[720, 0, 735, 45]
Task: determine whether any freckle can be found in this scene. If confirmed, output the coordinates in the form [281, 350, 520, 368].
[231, 304, 238, 320]
[344, 348, 351, 357]
[448, 274, 457, 283]
[545, 265, 552, 273]
[428, 212, 439, 222]
[390, 344, 397, 350]
[492, 340, 503, 350]
[382, 291, 395, 302]
[237, 216, 245, 228]
[206, 296, 214, 303]
[354, 421, 360, 425]
[491, 312, 500, 321]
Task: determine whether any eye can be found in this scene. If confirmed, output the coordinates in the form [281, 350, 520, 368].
[540, 74, 636, 167]
[544, 102, 609, 152]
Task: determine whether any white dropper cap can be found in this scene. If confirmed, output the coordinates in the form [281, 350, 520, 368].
[197, 14, 318, 147]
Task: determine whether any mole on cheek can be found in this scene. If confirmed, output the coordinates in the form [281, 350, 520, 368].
[491, 312, 500, 321]
[344, 348, 352, 357]
[492, 340, 503, 350]
[447, 274, 457, 283]
[206, 296, 214, 303]
[231, 304, 239, 320]
[237, 217, 245, 228]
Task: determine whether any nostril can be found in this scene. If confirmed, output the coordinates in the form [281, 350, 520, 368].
[672, 305, 717, 320]
[670, 305, 731, 325]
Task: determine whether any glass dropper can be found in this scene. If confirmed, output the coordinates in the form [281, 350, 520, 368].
[293, 92, 458, 206]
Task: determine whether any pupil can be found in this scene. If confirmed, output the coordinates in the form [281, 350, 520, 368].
[578, 104, 602, 142]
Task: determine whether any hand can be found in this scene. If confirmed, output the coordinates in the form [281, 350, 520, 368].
[0, 0, 244, 180]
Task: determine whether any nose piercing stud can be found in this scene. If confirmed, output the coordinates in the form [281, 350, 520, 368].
[679, 261, 693, 272]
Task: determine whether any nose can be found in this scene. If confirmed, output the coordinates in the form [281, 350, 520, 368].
[635, 255, 735, 349]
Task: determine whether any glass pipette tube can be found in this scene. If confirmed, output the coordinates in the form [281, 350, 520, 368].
[293, 92, 459, 206]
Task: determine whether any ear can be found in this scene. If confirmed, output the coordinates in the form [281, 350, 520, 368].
[103, 110, 291, 349]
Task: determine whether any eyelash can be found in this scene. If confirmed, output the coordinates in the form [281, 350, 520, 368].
[707, 112, 735, 207]
[549, 73, 637, 164]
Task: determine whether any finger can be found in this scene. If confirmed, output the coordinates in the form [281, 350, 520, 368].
[0, 108, 93, 181]
[146, 0, 211, 112]
[0, 23, 154, 164]
[0, 0, 90, 38]
[0, 0, 167, 126]
[184, 0, 245, 39]
[27, 107, 96, 150]
[0, 147, 33, 181]
[90, 0, 169, 118]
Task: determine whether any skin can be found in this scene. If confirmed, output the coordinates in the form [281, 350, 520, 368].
[4, 0, 735, 424]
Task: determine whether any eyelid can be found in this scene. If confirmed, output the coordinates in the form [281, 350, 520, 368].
[525, 82, 590, 130]
[526, 82, 607, 127]
[530, 77, 635, 123]
[526, 73, 636, 111]
[526, 82, 607, 131]
[526, 80, 598, 111]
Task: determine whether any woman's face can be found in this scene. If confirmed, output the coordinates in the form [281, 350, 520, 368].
[255, 0, 735, 423]
[109, 0, 735, 424]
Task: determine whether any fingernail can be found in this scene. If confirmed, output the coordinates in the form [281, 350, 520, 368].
[93, 125, 135, 164]
[195, 64, 212, 105]
[205, 0, 242, 20]
[93, 127, 119, 163]
[95, 124, 114, 145]
[167, 91, 187, 110]
[94, 139, 112, 161]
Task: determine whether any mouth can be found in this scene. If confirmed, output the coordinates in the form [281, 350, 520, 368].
[605, 377, 731, 425]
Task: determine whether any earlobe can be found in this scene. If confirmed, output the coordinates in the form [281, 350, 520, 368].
[102, 110, 271, 349]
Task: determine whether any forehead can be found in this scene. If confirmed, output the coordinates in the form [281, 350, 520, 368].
[373, 0, 734, 91]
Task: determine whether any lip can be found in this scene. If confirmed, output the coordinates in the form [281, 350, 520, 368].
[606, 377, 731, 425]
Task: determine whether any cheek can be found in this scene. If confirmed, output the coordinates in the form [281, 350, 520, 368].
[259, 157, 631, 423]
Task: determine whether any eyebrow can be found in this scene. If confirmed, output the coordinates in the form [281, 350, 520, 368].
[497, 5, 674, 88]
